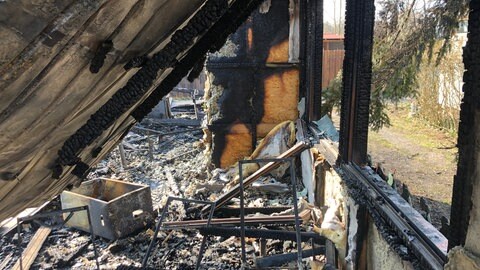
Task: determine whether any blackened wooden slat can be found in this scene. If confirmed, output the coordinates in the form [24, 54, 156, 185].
[338, 0, 375, 165]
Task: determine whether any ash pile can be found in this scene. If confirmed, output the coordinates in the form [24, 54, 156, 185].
[0, 91, 340, 270]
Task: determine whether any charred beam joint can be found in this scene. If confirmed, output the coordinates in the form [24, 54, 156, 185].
[89, 40, 113, 74]
[123, 55, 149, 71]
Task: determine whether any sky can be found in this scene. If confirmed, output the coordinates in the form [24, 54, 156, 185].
[324, 0, 345, 24]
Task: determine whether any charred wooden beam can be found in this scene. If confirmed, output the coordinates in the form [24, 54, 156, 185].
[449, 1, 480, 250]
[303, 0, 323, 121]
[337, 1, 375, 268]
[338, 0, 375, 165]
[89, 40, 113, 74]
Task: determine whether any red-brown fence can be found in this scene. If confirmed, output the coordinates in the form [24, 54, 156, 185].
[322, 50, 345, 89]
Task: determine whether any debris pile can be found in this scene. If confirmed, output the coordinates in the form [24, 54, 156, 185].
[0, 102, 340, 270]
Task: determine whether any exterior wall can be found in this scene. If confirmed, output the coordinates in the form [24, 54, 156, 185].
[366, 222, 413, 270]
[313, 147, 414, 269]
[204, 0, 300, 168]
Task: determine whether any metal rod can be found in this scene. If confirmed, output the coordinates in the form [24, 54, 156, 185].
[162, 212, 306, 229]
[326, 239, 337, 267]
[17, 206, 88, 222]
[147, 131, 154, 161]
[202, 141, 310, 214]
[118, 144, 127, 169]
[192, 92, 199, 120]
[255, 247, 325, 268]
[237, 157, 305, 269]
[239, 163, 247, 268]
[214, 206, 292, 217]
[198, 227, 325, 243]
[260, 238, 267, 257]
[86, 207, 100, 270]
[143, 197, 216, 269]
[16, 219, 22, 270]
[290, 158, 303, 269]
[143, 197, 172, 268]
[195, 201, 216, 270]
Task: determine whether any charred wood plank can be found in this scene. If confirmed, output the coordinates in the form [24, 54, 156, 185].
[337, 1, 375, 268]
[12, 226, 52, 270]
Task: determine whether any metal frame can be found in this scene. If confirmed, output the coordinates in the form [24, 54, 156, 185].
[142, 197, 216, 270]
[202, 141, 310, 215]
[238, 157, 303, 270]
[16, 206, 100, 270]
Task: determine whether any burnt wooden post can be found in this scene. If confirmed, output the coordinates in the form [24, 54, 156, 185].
[205, 0, 300, 168]
[449, 1, 480, 250]
[338, 0, 375, 165]
[338, 0, 375, 269]
[118, 143, 127, 169]
[302, 0, 324, 121]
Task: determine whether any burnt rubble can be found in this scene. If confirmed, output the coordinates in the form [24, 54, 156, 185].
[1, 101, 332, 269]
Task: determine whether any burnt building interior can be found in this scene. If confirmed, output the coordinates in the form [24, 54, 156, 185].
[0, 0, 479, 269]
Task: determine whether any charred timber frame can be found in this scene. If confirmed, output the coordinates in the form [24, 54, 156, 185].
[301, 0, 324, 121]
[449, 1, 480, 250]
[338, 0, 375, 165]
[317, 138, 448, 269]
[337, 0, 375, 268]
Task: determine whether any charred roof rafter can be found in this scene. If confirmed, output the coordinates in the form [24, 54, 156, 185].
[52, 0, 265, 180]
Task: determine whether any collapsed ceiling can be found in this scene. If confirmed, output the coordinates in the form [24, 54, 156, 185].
[0, 0, 263, 221]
